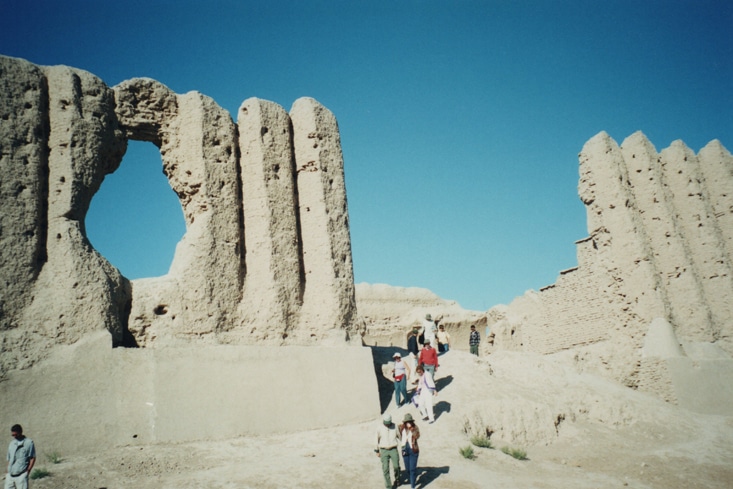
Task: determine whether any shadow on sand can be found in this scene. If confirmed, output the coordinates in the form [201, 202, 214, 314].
[370, 345, 411, 412]
[435, 374, 453, 390]
[433, 400, 451, 420]
[416, 465, 450, 487]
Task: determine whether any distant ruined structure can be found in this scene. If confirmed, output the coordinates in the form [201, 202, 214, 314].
[489, 131, 733, 411]
[0, 55, 360, 377]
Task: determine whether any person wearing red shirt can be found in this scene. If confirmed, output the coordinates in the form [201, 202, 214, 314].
[418, 340, 438, 380]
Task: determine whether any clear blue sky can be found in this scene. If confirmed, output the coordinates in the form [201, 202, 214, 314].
[2, 0, 731, 310]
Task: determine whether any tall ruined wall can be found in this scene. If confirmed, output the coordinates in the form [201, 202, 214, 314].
[291, 98, 357, 341]
[236, 98, 303, 341]
[0, 57, 131, 376]
[489, 131, 733, 398]
[113, 78, 244, 345]
[0, 56, 360, 376]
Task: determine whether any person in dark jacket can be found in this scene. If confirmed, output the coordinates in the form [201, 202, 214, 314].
[469, 324, 481, 356]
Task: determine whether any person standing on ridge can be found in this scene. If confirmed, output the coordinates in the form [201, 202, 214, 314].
[469, 324, 481, 356]
[436, 324, 451, 353]
[422, 314, 437, 349]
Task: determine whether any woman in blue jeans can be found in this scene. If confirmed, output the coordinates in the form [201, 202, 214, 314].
[399, 413, 421, 489]
[392, 352, 411, 406]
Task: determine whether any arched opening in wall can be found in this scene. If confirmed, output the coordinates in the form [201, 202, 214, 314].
[86, 140, 185, 279]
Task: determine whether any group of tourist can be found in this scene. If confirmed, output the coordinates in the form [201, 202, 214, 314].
[379, 316, 482, 488]
[5, 319, 486, 489]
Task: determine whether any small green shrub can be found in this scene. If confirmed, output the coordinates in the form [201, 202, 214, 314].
[30, 467, 51, 479]
[470, 434, 493, 449]
[501, 446, 528, 460]
[459, 445, 476, 460]
[46, 451, 62, 464]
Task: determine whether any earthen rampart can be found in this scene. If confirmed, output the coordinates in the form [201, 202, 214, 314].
[489, 132, 733, 406]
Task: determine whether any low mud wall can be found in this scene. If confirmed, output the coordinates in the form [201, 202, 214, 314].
[0, 332, 380, 453]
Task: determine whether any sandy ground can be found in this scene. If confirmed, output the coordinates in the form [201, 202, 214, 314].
[22, 347, 733, 489]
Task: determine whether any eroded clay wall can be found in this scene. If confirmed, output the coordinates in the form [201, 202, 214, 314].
[491, 132, 733, 394]
[0, 56, 361, 378]
[237, 98, 302, 341]
[528, 263, 610, 354]
[291, 98, 357, 342]
[1, 57, 131, 377]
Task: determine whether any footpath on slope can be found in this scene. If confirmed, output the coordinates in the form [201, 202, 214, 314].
[24, 345, 733, 489]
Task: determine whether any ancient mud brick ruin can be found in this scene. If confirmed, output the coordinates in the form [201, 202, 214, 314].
[0, 55, 360, 377]
[491, 131, 733, 406]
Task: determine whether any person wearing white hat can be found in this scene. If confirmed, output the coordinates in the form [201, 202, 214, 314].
[391, 352, 412, 407]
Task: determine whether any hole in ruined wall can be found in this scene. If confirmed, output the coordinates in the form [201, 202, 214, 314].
[86, 140, 185, 280]
[153, 305, 168, 315]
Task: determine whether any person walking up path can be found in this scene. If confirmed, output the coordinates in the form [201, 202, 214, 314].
[375, 414, 401, 489]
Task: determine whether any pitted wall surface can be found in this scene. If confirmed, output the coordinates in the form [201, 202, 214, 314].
[1, 56, 361, 379]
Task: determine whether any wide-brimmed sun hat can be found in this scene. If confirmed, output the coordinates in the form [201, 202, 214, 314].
[403, 413, 415, 423]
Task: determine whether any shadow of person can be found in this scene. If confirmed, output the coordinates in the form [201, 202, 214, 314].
[433, 400, 451, 419]
[370, 345, 412, 412]
[370, 346, 396, 411]
[416, 465, 449, 487]
[435, 374, 453, 390]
